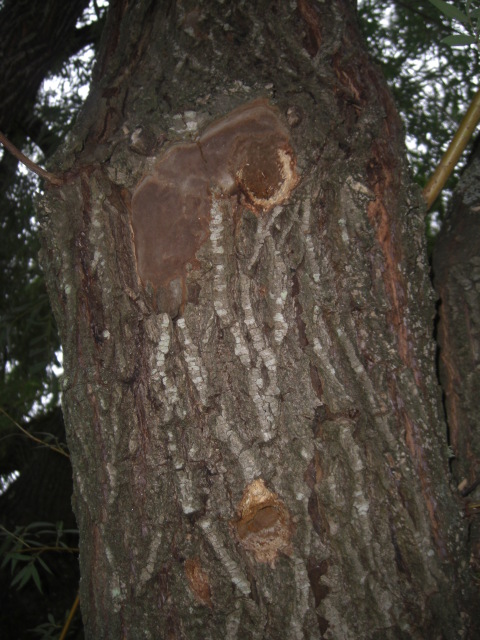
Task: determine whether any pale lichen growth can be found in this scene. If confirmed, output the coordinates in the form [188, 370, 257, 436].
[138, 531, 164, 589]
[213, 406, 260, 481]
[177, 469, 201, 514]
[312, 335, 347, 410]
[199, 518, 251, 596]
[300, 199, 318, 279]
[148, 313, 179, 418]
[289, 558, 314, 640]
[209, 197, 231, 322]
[176, 317, 208, 404]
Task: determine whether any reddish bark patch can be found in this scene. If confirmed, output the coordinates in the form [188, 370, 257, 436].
[366, 142, 409, 367]
[304, 450, 324, 490]
[297, 0, 322, 57]
[367, 138, 449, 557]
[309, 365, 324, 401]
[232, 478, 293, 565]
[366, 134, 426, 392]
[387, 376, 448, 559]
[403, 410, 447, 558]
[131, 99, 298, 290]
[184, 557, 212, 607]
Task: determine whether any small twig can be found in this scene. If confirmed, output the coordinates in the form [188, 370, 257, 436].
[0, 407, 69, 458]
[59, 592, 80, 640]
[0, 525, 78, 554]
[19, 545, 79, 555]
[461, 475, 480, 497]
[0, 524, 26, 546]
[423, 87, 480, 210]
[0, 130, 63, 186]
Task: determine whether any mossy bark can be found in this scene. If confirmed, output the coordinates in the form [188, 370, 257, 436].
[39, 0, 478, 637]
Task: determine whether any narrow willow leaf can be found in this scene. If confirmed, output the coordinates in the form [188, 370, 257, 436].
[37, 556, 53, 575]
[442, 33, 476, 45]
[26, 540, 44, 548]
[31, 564, 43, 593]
[26, 521, 54, 530]
[11, 564, 32, 589]
[0, 537, 11, 561]
[8, 552, 33, 560]
[429, 0, 469, 25]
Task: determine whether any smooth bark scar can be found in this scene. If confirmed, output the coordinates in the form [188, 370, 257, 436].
[131, 99, 299, 291]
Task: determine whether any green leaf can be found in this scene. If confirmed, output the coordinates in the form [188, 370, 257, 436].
[30, 564, 43, 593]
[429, 0, 469, 25]
[441, 34, 476, 46]
[26, 521, 55, 530]
[11, 564, 33, 589]
[8, 552, 31, 560]
[37, 556, 53, 575]
[24, 540, 43, 548]
[0, 536, 12, 559]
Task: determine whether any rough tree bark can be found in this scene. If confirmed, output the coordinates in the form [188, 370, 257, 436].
[433, 142, 480, 600]
[39, 0, 479, 638]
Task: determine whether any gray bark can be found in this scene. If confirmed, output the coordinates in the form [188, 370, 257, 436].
[39, 0, 478, 637]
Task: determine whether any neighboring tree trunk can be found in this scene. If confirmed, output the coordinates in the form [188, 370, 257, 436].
[39, 0, 479, 637]
[433, 142, 480, 600]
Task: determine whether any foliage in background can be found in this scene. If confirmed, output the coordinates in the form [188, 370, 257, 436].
[0, 0, 106, 449]
[0, 521, 78, 594]
[358, 0, 480, 229]
[430, 0, 480, 48]
[0, 171, 61, 418]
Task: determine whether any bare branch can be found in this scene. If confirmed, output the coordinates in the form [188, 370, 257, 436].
[0, 130, 63, 186]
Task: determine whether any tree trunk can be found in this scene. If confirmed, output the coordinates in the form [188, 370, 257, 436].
[39, 0, 479, 637]
[433, 141, 480, 604]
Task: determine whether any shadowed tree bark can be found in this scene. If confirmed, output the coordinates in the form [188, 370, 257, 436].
[38, 0, 479, 638]
[433, 140, 480, 598]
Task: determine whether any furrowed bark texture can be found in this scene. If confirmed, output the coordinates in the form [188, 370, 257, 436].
[39, 0, 477, 638]
[433, 144, 480, 595]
